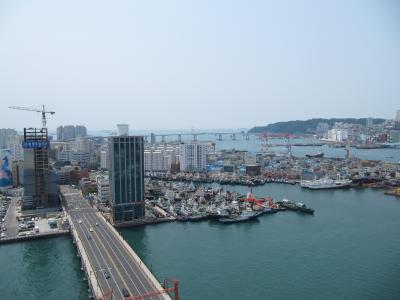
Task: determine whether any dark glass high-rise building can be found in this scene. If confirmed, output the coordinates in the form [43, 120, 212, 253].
[109, 136, 144, 223]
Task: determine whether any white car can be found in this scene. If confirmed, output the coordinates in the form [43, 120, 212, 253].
[89, 227, 93, 232]
[95, 222, 99, 226]
[78, 219, 83, 224]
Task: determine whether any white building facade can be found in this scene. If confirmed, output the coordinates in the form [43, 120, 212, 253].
[179, 142, 207, 172]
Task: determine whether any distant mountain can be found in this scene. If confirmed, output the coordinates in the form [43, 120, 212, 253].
[248, 118, 386, 134]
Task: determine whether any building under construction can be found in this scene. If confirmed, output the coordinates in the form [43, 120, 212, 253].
[22, 128, 58, 209]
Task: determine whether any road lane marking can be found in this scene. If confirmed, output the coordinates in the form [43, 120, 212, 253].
[82, 214, 139, 298]
[86, 212, 161, 298]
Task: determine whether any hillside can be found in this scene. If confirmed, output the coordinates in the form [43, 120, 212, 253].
[248, 118, 386, 134]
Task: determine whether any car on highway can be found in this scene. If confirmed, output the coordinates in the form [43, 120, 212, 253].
[87, 234, 91, 240]
[121, 287, 130, 298]
[89, 227, 93, 232]
[78, 219, 83, 224]
[95, 222, 99, 226]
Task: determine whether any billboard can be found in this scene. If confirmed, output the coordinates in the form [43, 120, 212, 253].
[0, 149, 13, 190]
[22, 140, 49, 149]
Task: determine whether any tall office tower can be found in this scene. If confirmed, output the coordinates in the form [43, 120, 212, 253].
[0, 128, 17, 148]
[109, 136, 144, 223]
[117, 124, 129, 136]
[22, 128, 57, 209]
[179, 142, 207, 172]
[75, 125, 87, 138]
[366, 117, 373, 128]
[56, 126, 64, 141]
[150, 133, 156, 144]
[63, 125, 76, 140]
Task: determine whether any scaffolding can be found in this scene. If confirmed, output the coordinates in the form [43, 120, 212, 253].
[23, 128, 49, 208]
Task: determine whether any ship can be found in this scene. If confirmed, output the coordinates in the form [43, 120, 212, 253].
[276, 199, 298, 211]
[218, 210, 262, 224]
[296, 202, 314, 214]
[301, 176, 352, 190]
[305, 150, 324, 158]
[277, 199, 314, 214]
[384, 188, 400, 197]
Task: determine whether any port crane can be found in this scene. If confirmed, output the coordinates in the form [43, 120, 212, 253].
[8, 105, 55, 128]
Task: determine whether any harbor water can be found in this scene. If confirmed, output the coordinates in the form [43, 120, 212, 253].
[0, 185, 399, 299]
[0, 236, 88, 300]
[121, 184, 400, 300]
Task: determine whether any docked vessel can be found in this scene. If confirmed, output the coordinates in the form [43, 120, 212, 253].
[219, 210, 262, 224]
[296, 202, 314, 214]
[276, 199, 298, 211]
[277, 199, 314, 214]
[301, 176, 352, 190]
[384, 188, 400, 197]
[305, 150, 324, 158]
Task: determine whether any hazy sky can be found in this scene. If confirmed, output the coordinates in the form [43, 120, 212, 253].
[1, 0, 399, 131]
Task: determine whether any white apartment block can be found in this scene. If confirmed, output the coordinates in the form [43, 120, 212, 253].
[10, 135, 24, 161]
[179, 142, 207, 172]
[100, 150, 108, 169]
[144, 145, 180, 172]
[328, 129, 348, 142]
[96, 174, 110, 204]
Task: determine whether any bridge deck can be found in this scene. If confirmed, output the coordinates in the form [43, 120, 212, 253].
[61, 185, 171, 300]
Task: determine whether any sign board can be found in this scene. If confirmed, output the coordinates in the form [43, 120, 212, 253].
[22, 141, 50, 149]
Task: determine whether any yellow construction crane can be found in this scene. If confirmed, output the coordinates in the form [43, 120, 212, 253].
[8, 105, 55, 128]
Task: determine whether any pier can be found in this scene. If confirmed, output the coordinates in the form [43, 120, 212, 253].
[61, 185, 175, 300]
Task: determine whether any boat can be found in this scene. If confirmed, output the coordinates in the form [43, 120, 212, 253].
[296, 202, 314, 214]
[277, 199, 314, 214]
[261, 207, 278, 215]
[305, 150, 324, 158]
[301, 175, 352, 190]
[384, 188, 400, 197]
[218, 210, 262, 224]
[276, 199, 298, 211]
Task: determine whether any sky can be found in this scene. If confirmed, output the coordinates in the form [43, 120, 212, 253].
[0, 0, 399, 131]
